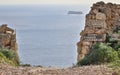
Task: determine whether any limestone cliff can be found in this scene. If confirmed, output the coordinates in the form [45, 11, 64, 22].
[0, 24, 17, 51]
[77, 1, 120, 61]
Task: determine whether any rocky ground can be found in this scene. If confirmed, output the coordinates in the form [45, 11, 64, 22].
[0, 63, 116, 75]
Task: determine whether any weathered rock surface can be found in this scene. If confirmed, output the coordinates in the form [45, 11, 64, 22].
[77, 1, 120, 61]
[0, 24, 17, 51]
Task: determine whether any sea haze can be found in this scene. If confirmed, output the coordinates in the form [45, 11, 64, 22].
[0, 4, 89, 67]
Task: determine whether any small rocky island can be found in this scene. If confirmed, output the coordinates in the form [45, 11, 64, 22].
[68, 11, 83, 14]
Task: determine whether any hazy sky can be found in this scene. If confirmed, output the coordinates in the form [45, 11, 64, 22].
[0, 0, 120, 5]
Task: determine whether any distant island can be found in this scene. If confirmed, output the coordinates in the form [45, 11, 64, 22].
[68, 11, 83, 15]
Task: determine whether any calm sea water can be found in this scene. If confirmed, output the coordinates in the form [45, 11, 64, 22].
[0, 5, 89, 67]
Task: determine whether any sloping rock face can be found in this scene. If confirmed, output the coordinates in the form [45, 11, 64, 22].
[0, 24, 17, 51]
[77, 1, 120, 61]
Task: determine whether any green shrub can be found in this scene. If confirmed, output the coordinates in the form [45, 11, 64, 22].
[0, 48, 19, 66]
[113, 42, 120, 50]
[109, 40, 118, 49]
[118, 48, 120, 58]
[77, 43, 119, 66]
[0, 52, 7, 62]
[108, 60, 120, 68]
[0, 49, 14, 60]
[0, 52, 14, 65]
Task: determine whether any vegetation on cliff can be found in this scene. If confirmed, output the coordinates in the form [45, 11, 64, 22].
[0, 47, 19, 66]
[77, 43, 120, 65]
[0, 24, 19, 66]
[77, 2, 120, 70]
[77, 31, 120, 66]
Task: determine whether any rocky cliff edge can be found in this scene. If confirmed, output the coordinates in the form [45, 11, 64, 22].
[77, 1, 120, 61]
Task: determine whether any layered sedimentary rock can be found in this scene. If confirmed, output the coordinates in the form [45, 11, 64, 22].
[77, 1, 120, 61]
[0, 24, 17, 51]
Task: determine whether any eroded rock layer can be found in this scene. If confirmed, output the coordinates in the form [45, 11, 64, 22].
[77, 1, 120, 61]
[0, 24, 17, 51]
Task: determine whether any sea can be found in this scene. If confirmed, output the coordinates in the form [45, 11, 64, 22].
[0, 4, 89, 67]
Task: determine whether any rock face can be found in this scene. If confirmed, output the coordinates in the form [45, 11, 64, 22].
[77, 1, 120, 61]
[0, 24, 17, 51]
